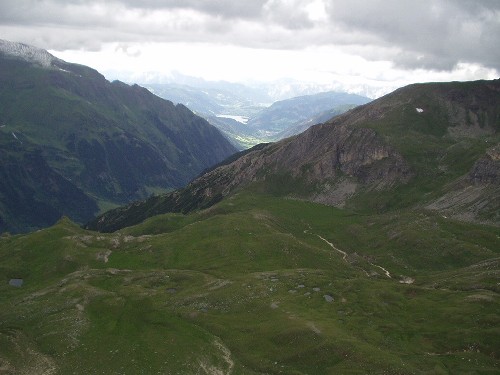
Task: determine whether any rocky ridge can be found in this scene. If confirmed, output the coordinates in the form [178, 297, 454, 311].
[87, 79, 500, 232]
[0, 40, 237, 233]
[0, 39, 58, 67]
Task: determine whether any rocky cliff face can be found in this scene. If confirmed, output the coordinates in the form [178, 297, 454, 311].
[88, 79, 500, 232]
[425, 142, 499, 225]
[197, 120, 412, 197]
[469, 144, 500, 184]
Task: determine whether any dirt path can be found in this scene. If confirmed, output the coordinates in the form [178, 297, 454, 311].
[368, 262, 392, 278]
[306, 228, 392, 279]
[214, 338, 234, 374]
[315, 234, 348, 262]
[199, 338, 234, 375]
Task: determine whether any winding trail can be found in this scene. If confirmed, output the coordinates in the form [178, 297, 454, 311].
[199, 338, 234, 375]
[315, 234, 348, 262]
[368, 262, 392, 278]
[305, 229, 392, 279]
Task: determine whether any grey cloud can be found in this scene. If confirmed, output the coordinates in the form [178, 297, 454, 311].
[0, 0, 499, 73]
[324, 0, 500, 71]
[131, 0, 268, 19]
[263, 0, 315, 29]
[0, 0, 268, 22]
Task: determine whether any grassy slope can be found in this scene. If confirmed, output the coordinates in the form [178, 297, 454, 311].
[0, 192, 498, 374]
[0, 56, 237, 233]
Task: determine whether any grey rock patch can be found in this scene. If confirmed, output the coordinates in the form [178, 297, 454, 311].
[9, 279, 23, 287]
[323, 295, 334, 303]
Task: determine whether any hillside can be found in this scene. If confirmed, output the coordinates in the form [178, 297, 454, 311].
[88, 79, 500, 232]
[246, 91, 371, 139]
[1, 78, 499, 374]
[1, 193, 499, 374]
[0, 40, 237, 233]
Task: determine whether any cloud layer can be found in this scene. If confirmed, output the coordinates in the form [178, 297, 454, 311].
[1, 0, 499, 74]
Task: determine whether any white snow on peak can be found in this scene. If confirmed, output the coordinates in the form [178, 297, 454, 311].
[0, 39, 58, 68]
[416, 108, 424, 113]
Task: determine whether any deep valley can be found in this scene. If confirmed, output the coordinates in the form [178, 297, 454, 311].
[0, 39, 499, 375]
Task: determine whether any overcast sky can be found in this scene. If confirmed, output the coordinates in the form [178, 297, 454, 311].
[1, 0, 499, 97]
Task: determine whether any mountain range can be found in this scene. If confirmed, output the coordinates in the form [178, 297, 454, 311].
[146, 82, 371, 148]
[0, 40, 498, 374]
[88, 78, 500, 232]
[245, 91, 370, 140]
[0, 40, 236, 233]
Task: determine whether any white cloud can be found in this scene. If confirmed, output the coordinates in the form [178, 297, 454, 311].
[1, 0, 498, 97]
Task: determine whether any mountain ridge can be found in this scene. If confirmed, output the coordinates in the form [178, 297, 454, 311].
[0, 39, 60, 67]
[87, 78, 500, 232]
[0, 40, 237, 233]
[146, 82, 371, 148]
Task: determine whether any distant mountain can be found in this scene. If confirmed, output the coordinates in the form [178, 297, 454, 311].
[275, 104, 358, 139]
[147, 83, 371, 148]
[88, 79, 500, 232]
[246, 91, 371, 139]
[144, 83, 268, 117]
[0, 40, 237, 233]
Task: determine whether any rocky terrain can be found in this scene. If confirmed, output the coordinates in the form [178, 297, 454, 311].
[88, 79, 500, 232]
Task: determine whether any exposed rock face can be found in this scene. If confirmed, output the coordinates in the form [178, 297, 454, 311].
[439, 81, 500, 137]
[426, 143, 500, 225]
[469, 157, 500, 185]
[88, 79, 500, 232]
[182, 120, 412, 205]
[0, 39, 58, 67]
[88, 113, 413, 232]
[469, 143, 500, 185]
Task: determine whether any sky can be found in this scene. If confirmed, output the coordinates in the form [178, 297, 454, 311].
[1, 0, 499, 98]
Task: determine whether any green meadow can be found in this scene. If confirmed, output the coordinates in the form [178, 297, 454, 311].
[1, 192, 498, 374]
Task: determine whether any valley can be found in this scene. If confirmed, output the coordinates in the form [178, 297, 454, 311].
[0, 39, 499, 375]
[0, 40, 237, 233]
[145, 82, 371, 149]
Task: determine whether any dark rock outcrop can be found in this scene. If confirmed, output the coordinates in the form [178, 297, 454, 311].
[469, 145, 500, 184]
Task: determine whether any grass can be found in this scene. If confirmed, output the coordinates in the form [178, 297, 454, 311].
[0, 192, 498, 374]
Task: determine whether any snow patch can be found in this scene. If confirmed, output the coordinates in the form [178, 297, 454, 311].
[0, 39, 57, 67]
[416, 108, 424, 113]
[57, 67, 72, 74]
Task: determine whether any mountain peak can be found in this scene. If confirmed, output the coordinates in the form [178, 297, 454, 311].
[0, 39, 58, 67]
